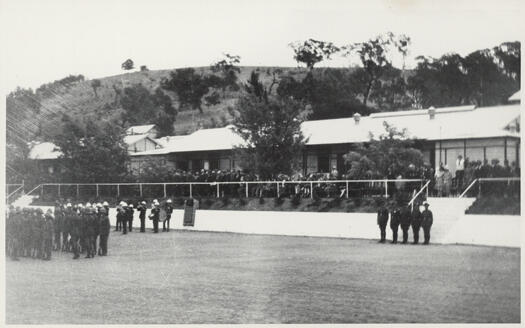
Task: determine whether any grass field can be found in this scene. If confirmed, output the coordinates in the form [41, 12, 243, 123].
[5, 229, 520, 324]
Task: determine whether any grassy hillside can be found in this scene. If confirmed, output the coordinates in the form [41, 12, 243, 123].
[17, 66, 312, 140]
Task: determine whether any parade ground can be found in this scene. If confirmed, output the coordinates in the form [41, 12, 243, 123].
[5, 229, 520, 324]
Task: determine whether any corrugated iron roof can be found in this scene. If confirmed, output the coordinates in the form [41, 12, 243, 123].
[126, 124, 156, 135]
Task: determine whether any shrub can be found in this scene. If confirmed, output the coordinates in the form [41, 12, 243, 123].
[239, 197, 247, 206]
[221, 197, 230, 207]
[259, 197, 265, 205]
[291, 193, 302, 207]
[274, 196, 284, 207]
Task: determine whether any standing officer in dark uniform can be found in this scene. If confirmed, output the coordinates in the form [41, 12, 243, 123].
[399, 206, 412, 244]
[98, 206, 110, 256]
[137, 201, 147, 232]
[53, 202, 63, 251]
[42, 209, 54, 260]
[390, 207, 401, 244]
[149, 200, 160, 233]
[71, 205, 81, 259]
[421, 201, 434, 245]
[117, 202, 127, 235]
[376, 206, 389, 243]
[410, 203, 422, 244]
[163, 199, 173, 232]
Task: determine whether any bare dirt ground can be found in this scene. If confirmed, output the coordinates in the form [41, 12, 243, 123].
[5, 230, 520, 324]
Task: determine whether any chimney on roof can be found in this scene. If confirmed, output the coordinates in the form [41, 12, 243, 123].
[428, 106, 436, 120]
[353, 113, 361, 125]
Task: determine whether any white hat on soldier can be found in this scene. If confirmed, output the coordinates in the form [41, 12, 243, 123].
[103, 201, 109, 206]
[167, 199, 172, 203]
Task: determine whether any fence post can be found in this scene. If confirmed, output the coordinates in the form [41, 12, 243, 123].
[346, 181, 349, 198]
[277, 182, 280, 198]
[58, 184, 61, 198]
[310, 181, 313, 199]
[163, 184, 167, 198]
[245, 182, 249, 198]
[117, 184, 120, 198]
[216, 183, 220, 198]
[96, 184, 99, 197]
[478, 180, 481, 197]
[41, 184, 44, 197]
[426, 182, 429, 199]
[139, 184, 143, 197]
[189, 184, 192, 198]
[76, 184, 79, 198]
[384, 179, 388, 198]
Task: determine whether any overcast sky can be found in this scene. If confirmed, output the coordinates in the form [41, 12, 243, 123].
[1, 0, 523, 93]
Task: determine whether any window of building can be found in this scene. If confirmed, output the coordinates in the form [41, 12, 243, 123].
[318, 154, 330, 173]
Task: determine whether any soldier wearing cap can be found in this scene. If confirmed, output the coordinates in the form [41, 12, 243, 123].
[62, 203, 73, 252]
[149, 200, 160, 233]
[53, 201, 63, 251]
[411, 202, 422, 244]
[126, 203, 134, 232]
[98, 206, 110, 256]
[163, 199, 173, 232]
[390, 207, 401, 244]
[137, 201, 147, 232]
[376, 205, 389, 243]
[42, 209, 54, 260]
[421, 201, 433, 245]
[116, 202, 127, 234]
[71, 205, 82, 259]
[399, 206, 412, 244]
[115, 202, 124, 231]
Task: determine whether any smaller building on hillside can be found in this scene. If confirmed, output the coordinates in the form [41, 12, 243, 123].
[126, 124, 158, 139]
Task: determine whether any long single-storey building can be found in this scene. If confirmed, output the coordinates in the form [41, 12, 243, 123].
[129, 101, 521, 177]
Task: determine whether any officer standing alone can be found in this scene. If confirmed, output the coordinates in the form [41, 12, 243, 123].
[421, 201, 433, 245]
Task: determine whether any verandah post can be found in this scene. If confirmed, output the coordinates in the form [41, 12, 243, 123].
[384, 179, 388, 198]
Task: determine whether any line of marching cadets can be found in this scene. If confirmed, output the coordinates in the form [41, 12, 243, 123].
[377, 201, 434, 245]
[6, 202, 111, 261]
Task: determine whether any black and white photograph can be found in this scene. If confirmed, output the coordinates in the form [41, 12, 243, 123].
[1, 0, 523, 324]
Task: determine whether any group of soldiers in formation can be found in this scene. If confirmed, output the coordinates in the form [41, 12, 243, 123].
[6, 201, 111, 261]
[114, 199, 173, 234]
[377, 201, 434, 245]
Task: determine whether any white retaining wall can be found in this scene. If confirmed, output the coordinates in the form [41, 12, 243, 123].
[27, 206, 520, 247]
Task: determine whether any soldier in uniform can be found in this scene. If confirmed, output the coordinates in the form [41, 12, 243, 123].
[137, 201, 147, 232]
[34, 209, 44, 258]
[71, 205, 81, 259]
[149, 200, 160, 233]
[118, 202, 128, 235]
[115, 202, 123, 231]
[390, 207, 401, 244]
[421, 201, 434, 245]
[376, 206, 389, 243]
[53, 201, 63, 251]
[126, 203, 134, 232]
[42, 209, 54, 260]
[411, 203, 422, 244]
[163, 199, 173, 232]
[62, 203, 72, 252]
[98, 206, 110, 256]
[399, 206, 412, 244]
